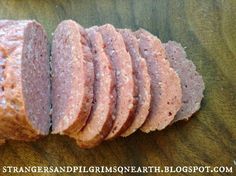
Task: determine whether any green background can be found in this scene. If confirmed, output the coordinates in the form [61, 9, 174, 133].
[0, 0, 235, 175]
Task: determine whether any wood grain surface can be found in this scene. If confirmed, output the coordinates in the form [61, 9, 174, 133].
[0, 0, 235, 175]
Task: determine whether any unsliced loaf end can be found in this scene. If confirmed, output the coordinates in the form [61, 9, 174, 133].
[0, 20, 50, 141]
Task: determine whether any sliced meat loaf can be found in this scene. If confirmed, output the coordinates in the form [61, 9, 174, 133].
[135, 29, 182, 132]
[0, 20, 50, 142]
[76, 27, 116, 148]
[98, 24, 137, 139]
[164, 41, 205, 122]
[51, 20, 94, 136]
[118, 29, 151, 137]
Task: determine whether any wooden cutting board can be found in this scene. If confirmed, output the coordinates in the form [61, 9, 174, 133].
[0, 0, 235, 175]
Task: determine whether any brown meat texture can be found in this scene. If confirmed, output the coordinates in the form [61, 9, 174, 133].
[135, 29, 182, 132]
[98, 24, 137, 139]
[51, 20, 94, 136]
[0, 20, 50, 141]
[164, 41, 205, 122]
[118, 29, 151, 137]
[76, 27, 116, 148]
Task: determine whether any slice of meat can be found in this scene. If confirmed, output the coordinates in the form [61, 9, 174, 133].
[118, 29, 151, 137]
[98, 24, 137, 140]
[66, 24, 95, 137]
[0, 20, 50, 141]
[164, 41, 205, 122]
[76, 27, 116, 148]
[135, 29, 182, 132]
[51, 20, 94, 136]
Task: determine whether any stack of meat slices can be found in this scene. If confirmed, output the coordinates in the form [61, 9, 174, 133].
[51, 20, 205, 148]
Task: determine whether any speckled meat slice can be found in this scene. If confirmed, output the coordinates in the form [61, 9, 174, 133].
[118, 29, 151, 137]
[0, 20, 50, 141]
[76, 27, 116, 148]
[164, 41, 205, 122]
[65, 24, 94, 137]
[98, 24, 137, 139]
[51, 20, 94, 136]
[135, 29, 182, 132]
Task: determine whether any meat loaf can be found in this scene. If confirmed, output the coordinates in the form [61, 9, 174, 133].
[76, 27, 116, 148]
[98, 24, 137, 139]
[118, 29, 151, 137]
[51, 20, 94, 136]
[164, 41, 205, 122]
[135, 29, 182, 132]
[0, 20, 50, 142]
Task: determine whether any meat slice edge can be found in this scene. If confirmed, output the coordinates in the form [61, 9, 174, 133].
[135, 29, 182, 132]
[118, 29, 151, 137]
[98, 24, 137, 139]
[22, 21, 51, 135]
[164, 41, 205, 122]
[51, 20, 93, 135]
[76, 27, 116, 148]
[64, 24, 95, 136]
